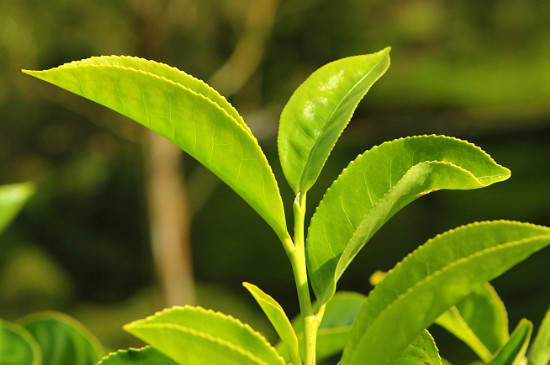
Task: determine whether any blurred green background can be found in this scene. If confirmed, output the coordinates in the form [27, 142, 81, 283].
[1, 0, 549, 363]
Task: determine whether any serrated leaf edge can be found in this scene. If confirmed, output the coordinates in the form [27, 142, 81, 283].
[345, 221, 550, 364]
[124, 306, 284, 365]
[308, 135, 511, 302]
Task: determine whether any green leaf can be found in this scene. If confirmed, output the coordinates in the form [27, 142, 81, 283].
[0, 183, 34, 235]
[124, 306, 286, 365]
[395, 329, 442, 365]
[0, 318, 41, 365]
[435, 282, 509, 362]
[488, 319, 532, 365]
[340, 221, 550, 365]
[19, 311, 103, 365]
[528, 306, 550, 365]
[97, 347, 178, 365]
[23, 57, 288, 241]
[243, 282, 300, 365]
[279, 292, 366, 363]
[307, 135, 511, 305]
[278, 48, 390, 194]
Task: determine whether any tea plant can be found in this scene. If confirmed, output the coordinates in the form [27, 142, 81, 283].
[23, 49, 550, 364]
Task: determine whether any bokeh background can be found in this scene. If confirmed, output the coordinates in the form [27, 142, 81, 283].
[1, 0, 549, 363]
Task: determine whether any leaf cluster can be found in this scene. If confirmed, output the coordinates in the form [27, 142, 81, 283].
[19, 49, 550, 365]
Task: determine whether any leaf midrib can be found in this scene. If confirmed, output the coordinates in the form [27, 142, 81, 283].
[321, 160, 486, 300]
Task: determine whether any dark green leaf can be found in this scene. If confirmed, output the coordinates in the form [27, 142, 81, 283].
[97, 346, 178, 365]
[488, 319, 532, 365]
[0, 318, 41, 365]
[19, 312, 103, 365]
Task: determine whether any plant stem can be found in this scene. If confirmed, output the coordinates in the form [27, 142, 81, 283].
[288, 192, 322, 365]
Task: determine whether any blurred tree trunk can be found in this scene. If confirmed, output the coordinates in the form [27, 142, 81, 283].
[132, 0, 279, 307]
[131, 0, 196, 307]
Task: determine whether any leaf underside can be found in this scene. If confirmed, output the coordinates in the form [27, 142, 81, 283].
[19, 312, 103, 365]
[0, 319, 41, 365]
[435, 282, 509, 362]
[307, 135, 511, 305]
[23, 57, 288, 241]
[124, 306, 285, 365]
[278, 48, 390, 194]
[341, 221, 550, 365]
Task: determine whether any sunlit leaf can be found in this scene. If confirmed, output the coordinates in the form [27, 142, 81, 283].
[435, 283, 509, 362]
[278, 48, 390, 194]
[307, 135, 511, 305]
[395, 329, 442, 365]
[23, 57, 288, 241]
[243, 282, 300, 365]
[528, 306, 550, 365]
[340, 221, 550, 365]
[0, 318, 41, 365]
[487, 319, 531, 365]
[124, 306, 285, 365]
[97, 346, 178, 365]
[0, 183, 34, 235]
[19, 312, 103, 365]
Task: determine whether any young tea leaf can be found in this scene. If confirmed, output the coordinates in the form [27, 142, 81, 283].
[435, 283, 509, 362]
[97, 346, 178, 365]
[19, 312, 103, 365]
[340, 221, 550, 365]
[278, 48, 390, 194]
[307, 135, 511, 305]
[487, 319, 532, 365]
[528, 306, 550, 365]
[124, 306, 286, 365]
[243, 282, 300, 365]
[0, 182, 34, 235]
[395, 329, 442, 365]
[0, 318, 41, 365]
[23, 57, 288, 241]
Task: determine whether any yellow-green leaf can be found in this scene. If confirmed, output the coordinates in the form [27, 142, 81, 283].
[23, 57, 288, 241]
[124, 306, 285, 365]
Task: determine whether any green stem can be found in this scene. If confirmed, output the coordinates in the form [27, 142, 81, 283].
[288, 192, 323, 365]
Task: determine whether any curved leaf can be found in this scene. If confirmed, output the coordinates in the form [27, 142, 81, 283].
[278, 48, 390, 194]
[0, 183, 34, 234]
[340, 221, 550, 365]
[488, 319, 532, 365]
[435, 283, 509, 362]
[395, 329, 442, 365]
[124, 306, 286, 365]
[23, 57, 288, 241]
[307, 135, 511, 305]
[528, 306, 550, 365]
[19, 312, 103, 365]
[0, 318, 41, 365]
[243, 282, 300, 365]
[97, 346, 178, 365]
